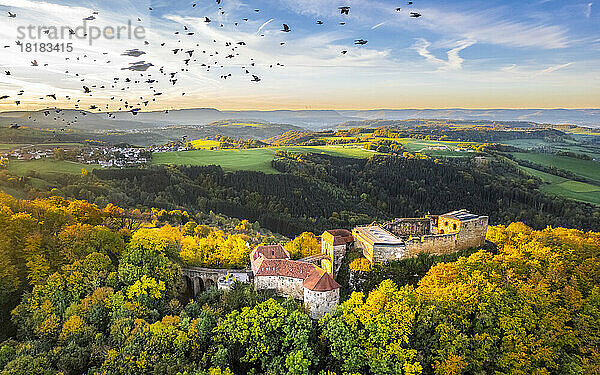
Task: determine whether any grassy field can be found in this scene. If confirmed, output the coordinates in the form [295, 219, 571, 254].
[7, 159, 100, 176]
[503, 139, 559, 150]
[189, 139, 220, 149]
[520, 166, 600, 205]
[153, 145, 378, 174]
[0, 144, 26, 152]
[397, 138, 478, 157]
[511, 152, 600, 184]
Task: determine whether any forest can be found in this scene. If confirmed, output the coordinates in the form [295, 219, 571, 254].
[0, 190, 598, 374]
[20, 151, 596, 237]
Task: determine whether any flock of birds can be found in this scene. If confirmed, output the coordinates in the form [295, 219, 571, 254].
[1, 0, 424, 129]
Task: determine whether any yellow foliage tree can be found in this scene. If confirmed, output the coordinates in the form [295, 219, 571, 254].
[286, 232, 320, 259]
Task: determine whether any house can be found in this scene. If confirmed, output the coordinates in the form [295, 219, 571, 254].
[251, 244, 340, 319]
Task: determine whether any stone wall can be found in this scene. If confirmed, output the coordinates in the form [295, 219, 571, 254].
[456, 217, 488, 249]
[332, 244, 346, 275]
[304, 288, 340, 319]
[370, 244, 407, 262]
[405, 233, 458, 257]
[255, 275, 304, 299]
[404, 217, 488, 258]
[387, 218, 431, 237]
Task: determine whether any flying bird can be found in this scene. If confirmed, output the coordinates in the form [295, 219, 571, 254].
[410, 12, 422, 17]
[8, 11, 16, 18]
[339, 6, 350, 15]
[354, 39, 368, 45]
[122, 49, 146, 57]
[281, 24, 291, 32]
[121, 61, 154, 71]
[251, 75, 261, 82]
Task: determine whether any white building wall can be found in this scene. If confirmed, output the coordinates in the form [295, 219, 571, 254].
[254, 275, 304, 300]
[304, 288, 340, 319]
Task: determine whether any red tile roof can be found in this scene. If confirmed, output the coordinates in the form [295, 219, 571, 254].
[303, 268, 341, 292]
[324, 229, 354, 246]
[254, 258, 316, 279]
[251, 244, 290, 261]
[326, 229, 352, 237]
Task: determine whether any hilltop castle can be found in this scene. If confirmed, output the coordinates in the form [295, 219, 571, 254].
[250, 209, 488, 318]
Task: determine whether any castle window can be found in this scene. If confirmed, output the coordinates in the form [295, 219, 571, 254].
[444, 221, 448, 226]
[453, 224, 457, 230]
[440, 229, 445, 234]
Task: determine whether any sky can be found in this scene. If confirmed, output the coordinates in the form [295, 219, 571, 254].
[0, 0, 598, 111]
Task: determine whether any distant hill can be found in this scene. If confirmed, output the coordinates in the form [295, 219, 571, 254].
[338, 109, 600, 128]
[1, 108, 598, 134]
[104, 109, 359, 130]
[0, 109, 144, 131]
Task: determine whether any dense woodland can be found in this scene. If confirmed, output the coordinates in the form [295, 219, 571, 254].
[1, 124, 600, 373]
[0, 189, 599, 374]
[14, 150, 593, 237]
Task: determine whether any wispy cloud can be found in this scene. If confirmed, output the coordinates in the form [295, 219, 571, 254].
[257, 18, 275, 34]
[418, 7, 570, 49]
[413, 38, 475, 71]
[540, 62, 574, 73]
[586, 2, 593, 18]
[371, 22, 386, 30]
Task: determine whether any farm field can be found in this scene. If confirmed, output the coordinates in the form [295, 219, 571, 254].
[344, 136, 479, 157]
[189, 139, 220, 149]
[511, 152, 600, 184]
[398, 138, 478, 157]
[153, 145, 378, 173]
[504, 137, 600, 159]
[520, 166, 600, 205]
[7, 159, 100, 176]
[503, 139, 561, 149]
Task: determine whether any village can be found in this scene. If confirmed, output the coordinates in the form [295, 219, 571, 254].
[0, 142, 192, 167]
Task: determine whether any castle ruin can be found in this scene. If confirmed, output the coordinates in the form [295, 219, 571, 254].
[353, 210, 488, 263]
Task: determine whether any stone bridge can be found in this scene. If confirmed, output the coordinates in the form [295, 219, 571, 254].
[181, 267, 253, 297]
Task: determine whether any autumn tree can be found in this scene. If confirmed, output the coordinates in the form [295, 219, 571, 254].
[286, 232, 320, 259]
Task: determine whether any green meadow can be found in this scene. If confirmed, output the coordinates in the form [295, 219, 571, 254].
[7, 159, 99, 176]
[520, 166, 600, 205]
[511, 152, 600, 184]
[153, 145, 378, 174]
